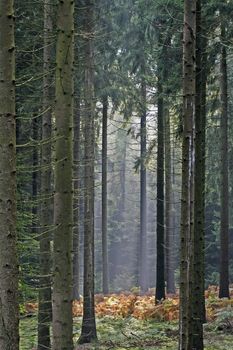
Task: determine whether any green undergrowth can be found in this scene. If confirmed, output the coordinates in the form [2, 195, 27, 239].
[20, 315, 233, 350]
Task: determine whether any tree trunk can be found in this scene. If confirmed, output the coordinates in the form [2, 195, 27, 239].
[192, 0, 206, 347]
[109, 128, 127, 287]
[139, 68, 148, 294]
[200, 33, 207, 324]
[0, 1, 19, 348]
[52, 0, 74, 348]
[73, 87, 81, 301]
[179, 0, 196, 349]
[219, 23, 229, 299]
[38, 1, 53, 348]
[102, 95, 109, 294]
[165, 108, 175, 294]
[32, 117, 39, 234]
[156, 68, 165, 301]
[79, 0, 97, 343]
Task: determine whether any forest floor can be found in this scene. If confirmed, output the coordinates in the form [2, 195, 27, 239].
[20, 287, 233, 349]
[20, 315, 233, 350]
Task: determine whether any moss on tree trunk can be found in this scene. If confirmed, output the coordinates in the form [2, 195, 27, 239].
[52, 0, 74, 349]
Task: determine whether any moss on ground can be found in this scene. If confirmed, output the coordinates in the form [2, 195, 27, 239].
[20, 315, 233, 350]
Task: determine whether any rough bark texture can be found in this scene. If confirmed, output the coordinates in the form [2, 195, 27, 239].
[78, 0, 97, 344]
[162, 33, 175, 295]
[165, 108, 175, 294]
[0, 1, 19, 348]
[192, 0, 205, 347]
[139, 68, 148, 294]
[200, 33, 207, 323]
[73, 92, 81, 301]
[156, 69, 165, 301]
[52, 0, 74, 349]
[32, 117, 39, 234]
[179, 0, 196, 349]
[219, 24, 229, 299]
[102, 95, 109, 294]
[38, 0, 53, 348]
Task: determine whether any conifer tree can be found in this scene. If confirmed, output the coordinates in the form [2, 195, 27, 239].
[79, 0, 98, 344]
[52, 0, 74, 348]
[179, 0, 197, 348]
[219, 22, 229, 299]
[38, 0, 53, 348]
[0, 0, 19, 348]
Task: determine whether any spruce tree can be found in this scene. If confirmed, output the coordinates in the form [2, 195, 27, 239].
[179, 0, 197, 348]
[38, 0, 53, 348]
[219, 22, 229, 299]
[52, 0, 74, 348]
[79, 0, 98, 344]
[0, 1, 19, 348]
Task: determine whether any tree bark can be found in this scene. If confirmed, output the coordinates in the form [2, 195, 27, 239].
[102, 95, 109, 294]
[52, 0, 74, 348]
[156, 67, 165, 301]
[192, 0, 206, 347]
[179, 0, 196, 349]
[31, 116, 39, 234]
[0, 1, 19, 348]
[79, 0, 97, 343]
[139, 66, 148, 294]
[109, 128, 127, 287]
[38, 1, 53, 348]
[165, 108, 175, 294]
[219, 23, 229, 299]
[200, 32, 207, 324]
[73, 92, 81, 301]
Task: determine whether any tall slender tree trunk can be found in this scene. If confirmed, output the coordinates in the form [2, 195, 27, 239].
[139, 66, 148, 294]
[102, 95, 109, 294]
[32, 117, 39, 233]
[200, 34, 207, 323]
[219, 24, 229, 299]
[38, 0, 53, 348]
[179, 0, 196, 349]
[192, 1, 205, 347]
[0, 1, 19, 348]
[79, 0, 97, 343]
[156, 67, 165, 301]
[52, 0, 74, 348]
[73, 92, 81, 301]
[109, 129, 127, 286]
[165, 108, 175, 294]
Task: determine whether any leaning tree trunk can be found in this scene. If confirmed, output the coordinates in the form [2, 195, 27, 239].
[52, 0, 74, 349]
[0, 1, 19, 349]
[179, 0, 196, 349]
[78, 0, 97, 344]
[38, 0, 53, 348]
[102, 95, 109, 294]
[219, 23, 229, 299]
